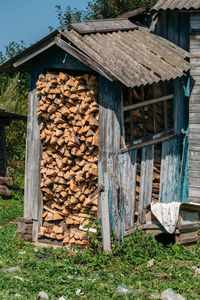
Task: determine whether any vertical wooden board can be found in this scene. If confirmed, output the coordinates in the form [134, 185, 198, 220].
[98, 76, 122, 238]
[159, 136, 182, 203]
[24, 67, 42, 242]
[119, 149, 137, 233]
[179, 134, 189, 203]
[138, 145, 154, 217]
[174, 77, 184, 135]
[190, 13, 200, 30]
[154, 11, 168, 38]
[179, 13, 190, 50]
[167, 11, 179, 45]
[100, 173, 111, 251]
[189, 13, 200, 204]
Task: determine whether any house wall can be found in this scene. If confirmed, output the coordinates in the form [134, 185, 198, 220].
[153, 11, 190, 204]
[189, 13, 200, 203]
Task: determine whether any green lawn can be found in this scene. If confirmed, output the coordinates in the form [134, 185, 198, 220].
[0, 196, 199, 300]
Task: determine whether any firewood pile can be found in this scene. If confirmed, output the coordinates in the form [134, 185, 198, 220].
[36, 72, 99, 246]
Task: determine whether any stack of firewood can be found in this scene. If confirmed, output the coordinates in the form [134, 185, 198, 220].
[36, 72, 99, 246]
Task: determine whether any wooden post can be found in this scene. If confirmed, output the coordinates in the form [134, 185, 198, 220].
[23, 67, 43, 242]
[100, 173, 111, 252]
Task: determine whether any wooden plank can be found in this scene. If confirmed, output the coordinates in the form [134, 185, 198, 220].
[179, 13, 190, 51]
[123, 94, 173, 112]
[190, 160, 200, 171]
[120, 131, 174, 153]
[24, 67, 43, 243]
[190, 13, 200, 30]
[167, 11, 179, 45]
[159, 136, 182, 203]
[174, 78, 183, 134]
[138, 145, 154, 223]
[190, 170, 200, 178]
[189, 112, 200, 123]
[190, 151, 200, 160]
[13, 38, 57, 68]
[179, 134, 189, 203]
[71, 19, 137, 34]
[189, 196, 200, 203]
[98, 76, 122, 239]
[100, 173, 111, 251]
[118, 149, 137, 231]
[189, 177, 200, 188]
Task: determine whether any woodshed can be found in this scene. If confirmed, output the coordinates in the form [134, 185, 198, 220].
[0, 17, 196, 249]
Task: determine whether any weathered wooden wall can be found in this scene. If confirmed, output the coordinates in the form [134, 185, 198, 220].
[189, 13, 200, 203]
[154, 11, 190, 204]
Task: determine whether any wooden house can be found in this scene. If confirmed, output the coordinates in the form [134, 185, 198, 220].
[0, 18, 195, 249]
[0, 109, 26, 196]
[152, 0, 200, 205]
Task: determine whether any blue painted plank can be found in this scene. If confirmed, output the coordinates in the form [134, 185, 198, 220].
[159, 136, 182, 203]
[32, 47, 93, 72]
[118, 149, 137, 233]
[138, 145, 154, 214]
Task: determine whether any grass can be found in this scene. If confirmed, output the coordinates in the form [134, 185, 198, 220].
[0, 194, 199, 299]
[0, 191, 23, 226]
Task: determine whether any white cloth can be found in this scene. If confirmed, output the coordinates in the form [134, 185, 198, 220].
[151, 202, 181, 234]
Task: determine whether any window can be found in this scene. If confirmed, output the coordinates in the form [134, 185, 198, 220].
[121, 81, 174, 150]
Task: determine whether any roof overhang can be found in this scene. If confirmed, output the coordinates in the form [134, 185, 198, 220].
[152, 0, 200, 12]
[0, 20, 190, 88]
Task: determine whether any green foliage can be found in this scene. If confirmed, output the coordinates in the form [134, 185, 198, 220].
[0, 40, 28, 190]
[50, 5, 86, 31]
[0, 192, 23, 226]
[87, 0, 155, 19]
[54, 0, 156, 30]
[0, 41, 26, 65]
[0, 73, 29, 115]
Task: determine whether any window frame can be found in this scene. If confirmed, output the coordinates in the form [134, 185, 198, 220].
[121, 85, 175, 152]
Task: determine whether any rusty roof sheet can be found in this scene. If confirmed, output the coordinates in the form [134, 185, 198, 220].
[152, 0, 200, 11]
[62, 27, 190, 87]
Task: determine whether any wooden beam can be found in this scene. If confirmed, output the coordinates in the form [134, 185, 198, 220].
[120, 130, 174, 153]
[13, 38, 57, 68]
[123, 94, 173, 112]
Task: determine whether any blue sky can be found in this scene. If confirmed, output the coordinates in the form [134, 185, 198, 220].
[0, 0, 87, 54]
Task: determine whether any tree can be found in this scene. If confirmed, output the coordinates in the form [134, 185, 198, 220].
[0, 41, 28, 178]
[87, 0, 154, 19]
[54, 0, 156, 30]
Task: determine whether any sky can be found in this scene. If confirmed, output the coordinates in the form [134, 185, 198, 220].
[0, 0, 87, 55]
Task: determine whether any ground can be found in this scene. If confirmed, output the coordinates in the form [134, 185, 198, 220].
[0, 193, 199, 300]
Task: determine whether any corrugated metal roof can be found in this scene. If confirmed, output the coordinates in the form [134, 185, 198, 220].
[62, 27, 190, 87]
[152, 0, 200, 11]
[0, 25, 190, 88]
